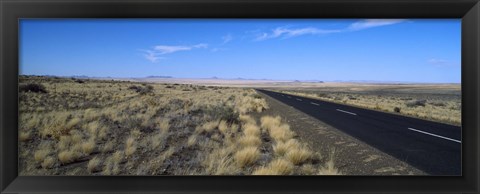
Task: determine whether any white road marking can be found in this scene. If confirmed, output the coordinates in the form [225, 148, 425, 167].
[296, 98, 302, 101]
[407, 127, 461, 143]
[311, 102, 320, 106]
[287, 96, 291, 98]
[336, 109, 357, 115]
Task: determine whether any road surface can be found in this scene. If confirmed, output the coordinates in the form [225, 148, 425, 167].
[257, 89, 461, 175]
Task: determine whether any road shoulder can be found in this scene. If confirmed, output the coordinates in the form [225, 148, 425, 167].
[257, 91, 426, 175]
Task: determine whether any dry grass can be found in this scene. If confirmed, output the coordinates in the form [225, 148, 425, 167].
[125, 137, 137, 157]
[253, 158, 294, 175]
[285, 148, 313, 165]
[273, 139, 301, 156]
[58, 150, 78, 164]
[81, 139, 95, 155]
[19, 131, 31, 142]
[41, 157, 56, 169]
[261, 116, 295, 142]
[234, 147, 260, 167]
[87, 157, 102, 173]
[19, 76, 338, 175]
[34, 149, 50, 163]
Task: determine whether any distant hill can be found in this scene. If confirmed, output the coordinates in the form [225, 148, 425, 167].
[145, 76, 173, 79]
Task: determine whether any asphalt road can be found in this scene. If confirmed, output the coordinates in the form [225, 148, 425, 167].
[257, 89, 461, 175]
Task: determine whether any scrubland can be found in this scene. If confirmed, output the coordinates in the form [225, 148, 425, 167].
[273, 84, 461, 126]
[19, 76, 339, 175]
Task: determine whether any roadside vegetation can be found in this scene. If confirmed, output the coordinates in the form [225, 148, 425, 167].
[19, 76, 340, 175]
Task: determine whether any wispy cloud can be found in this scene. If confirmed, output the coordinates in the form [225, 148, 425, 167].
[141, 43, 208, 63]
[255, 27, 340, 41]
[222, 34, 233, 44]
[347, 19, 407, 31]
[254, 19, 407, 41]
[428, 58, 458, 67]
[141, 50, 164, 63]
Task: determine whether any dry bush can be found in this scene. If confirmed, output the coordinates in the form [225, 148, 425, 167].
[252, 158, 294, 175]
[58, 150, 79, 164]
[203, 145, 238, 175]
[318, 149, 341, 175]
[242, 123, 261, 137]
[19, 131, 31, 142]
[273, 139, 301, 156]
[41, 156, 56, 169]
[81, 139, 96, 155]
[285, 148, 313, 165]
[125, 137, 137, 157]
[101, 141, 115, 153]
[19, 83, 47, 93]
[261, 116, 295, 142]
[187, 134, 198, 147]
[87, 157, 102, 173]
[234, 147, 260, 167]
[34, 149, 50, 163]
[238, 135, 262, 148]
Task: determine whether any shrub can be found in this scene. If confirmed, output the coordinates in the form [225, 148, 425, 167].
[394, 107, 401, 113]
[234, 147, 260, 167]
[19, 83, 47, 93]
[41, 157, 55, 169]
[128, 85, 154, 95]
[406, 100, 427, 107]
[87, 157, 102, 173]
[253, 159, 294, 175]
[285, 148, 312, 165]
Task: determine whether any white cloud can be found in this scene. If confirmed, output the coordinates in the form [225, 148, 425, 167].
[254, 19, 407, 41]
[153, 43, 208, 55]
[255, 27, 340, 41]
[347, 19, 407, 31]
[428, 58, 459, 67]
[142, 43, 208, 62]
[222, 34, 233, 44]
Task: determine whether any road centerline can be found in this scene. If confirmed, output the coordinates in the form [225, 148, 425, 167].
[336, 109, 357, 115]
[296, 98, 302, 101]
[311, 102, 320, 106]
[407, 127, 461, 143]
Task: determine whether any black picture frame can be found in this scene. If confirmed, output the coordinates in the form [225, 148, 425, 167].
[1, 0, 479, 193]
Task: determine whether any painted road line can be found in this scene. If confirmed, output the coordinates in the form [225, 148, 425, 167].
[311, 102, 320, 106]
[408, 127, 461, 143]
[296, 98, 302, 101]
[287, 96, 291, 98]
[336, 109, 357, 116]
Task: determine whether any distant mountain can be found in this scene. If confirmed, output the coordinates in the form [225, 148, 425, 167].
[145, 76, 173, 79]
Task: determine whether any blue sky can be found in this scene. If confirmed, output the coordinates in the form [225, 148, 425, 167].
[20, 19, 461, 83]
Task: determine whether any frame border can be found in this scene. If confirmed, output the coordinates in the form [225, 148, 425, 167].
[1, 0, 479, 193]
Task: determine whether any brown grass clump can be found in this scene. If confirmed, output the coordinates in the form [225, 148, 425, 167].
[187, 134, 198, 147]
[318, 150, 341, 175]
[260, 116, 295, 142]
[242, 123, 261, 137]
[87, 157, 102, 173]
[19, 131, 31, 142]
[125, 137, 137, 157]
[285, 148, 313, 165]
[273, 139, 301, 156]
[58, 150, 79, 164]
[238, 135, 262, 148]
[34, 149, 50, 163]
[81, 139, 96, 155]
[234, 147, 260, 167]
[41, 156, 55, 169]
[252, 158, 294, 175]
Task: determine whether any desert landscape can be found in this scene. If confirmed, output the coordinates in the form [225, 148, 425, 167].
[18, 19, 461, 176]
[19, 76, 340, 175]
